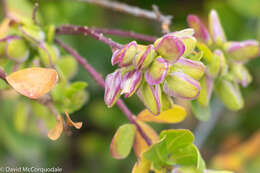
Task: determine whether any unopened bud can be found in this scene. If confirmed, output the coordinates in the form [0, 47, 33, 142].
[104, 70, 122, 107]
[154, 35, 185, 63]
[187, 15, 212, 44]
[111, 41, 137, 67]
[137, 82, 161, 115]
[214, 49, 228, 76]
[38, 44, 58, 66]
[209, 10, 226, 45]
[197, 75, 213, 106]
[133, 45, 157, 69]
[163, 71, 200, 100]
[171, 57, 205, 80]
[145, 57, 169, 85]
[6, 38, 29, 62]
[224, 40, 260, 61]
[215, 79, 244, 111]
[230, 62, 252, 87]
[121, 69, 142, 98]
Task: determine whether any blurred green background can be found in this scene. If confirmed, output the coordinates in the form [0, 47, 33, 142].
[1, 0, 260, 172]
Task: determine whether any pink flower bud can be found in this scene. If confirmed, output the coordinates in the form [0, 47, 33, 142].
[120, 69, 142, 98]
[104, 70, 122, 107]
[137, 83, 162, 115]
[224, 40, 260, 61]
[163, 71, 200, 100]
[187, 15, 211, 44]
[209, 10, 226, 45]
[154, 35, 185, 63]
[133, 45, 157, 70]
[171, 57, 206, 80]
[111, 41, 137, 67]
[145, 57, 169, 85]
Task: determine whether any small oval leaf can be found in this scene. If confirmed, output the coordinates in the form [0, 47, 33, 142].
[110, 124, 136, 159]
[6, 67, 58, 99]
[137, 105, 187, 124]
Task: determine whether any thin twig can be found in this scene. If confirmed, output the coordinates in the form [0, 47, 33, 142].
[90, 27, 157, 42]
[55, 38, 152, 146]
[0, 68, 7, 83]
[32, 1, 39, 25]
[1, 0, 8, 17]
[56, 25, 122, 49]
[76, 0, 172, 33]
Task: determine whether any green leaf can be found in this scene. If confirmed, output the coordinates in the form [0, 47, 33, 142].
[65, 81, 87, 98]
[143, 129, 206, 172]
[110, 124, 136, 159]
[190, 100, 211, 121]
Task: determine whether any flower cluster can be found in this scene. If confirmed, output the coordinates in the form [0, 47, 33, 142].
[187, 9, 260, 110]
[104, 29, 206, 115]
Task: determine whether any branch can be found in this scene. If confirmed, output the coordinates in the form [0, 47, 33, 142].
[55, 38, 152, 146]
[88, 27, 156, 42]
[32, 1, 39, 25]
[56, 25, 122, 49]
[1, 0, 8, 17]
[76, 0, 172, 33]
[0, 68, 7, 83]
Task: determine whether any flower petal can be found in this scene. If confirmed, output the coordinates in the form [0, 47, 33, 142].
[145, 57, 169, 85]
[224, 40, 260, 61]
[187, 15, 211, 44]
[137, 83, 162, 115]
[154, 35, 185, 63]
[104, 70, 122, 107]
[209, 10, 226, 44]
[163, 71, 200, 100]
[171, 57, 206, 80]
[133, 45, 157, 70]
[111, 41, 137, 67]
[48, 114, 64, 141]
[121, 69, 142, 97]
[197, 75, 213, 106]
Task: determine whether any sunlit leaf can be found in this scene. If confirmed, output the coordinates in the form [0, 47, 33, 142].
[137, 104, 186, 124]
[65, 111, 83, 129]
[48, 114, 64, 141]
[110, 124, 136, 159]
[143, 129, 206, 172]
[133, 120, 159, 159]
[132, 157, 151, 173]
[6, 67, 58, 99]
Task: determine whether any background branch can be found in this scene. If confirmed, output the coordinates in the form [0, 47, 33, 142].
[55, 38, 152, 146]
[76, 0, 172, 33]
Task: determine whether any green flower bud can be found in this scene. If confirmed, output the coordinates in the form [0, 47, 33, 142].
[38, 44, 58, 66]
[6, 38, 29, 62]
[197, 75, 213, 107]
[230, 62, 252, 87]
[163, 71, 200, 100]
[112, 41, 137, 67]
[133, 45, 157, 69]
[171, 57, 205, 80]
[214, 49, 228, 76]
[21, 24, 45, 43]
[215, 79, 244, 111]
[224, 40, 260, 61]
[57, 55, 78, 80]
[154, 35, 185, 63]
[137, 82, 162, 115]
[161, 91, 174, 112]
[207, 52, 221, 77]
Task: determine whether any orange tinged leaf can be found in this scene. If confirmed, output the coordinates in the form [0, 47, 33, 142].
[133, 120, 159, 159]
[132, 157, 151, 173]
[6, 67, 58, 99]
[137, 104, 186, 124]
[65, 111, 83, 129]
[0, 18, 10, 38]
[48, 114, 64, 141]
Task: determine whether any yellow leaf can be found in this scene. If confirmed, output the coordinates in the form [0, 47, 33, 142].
[65, 111, 83, 129]
[6, 67, 58, 99]
[137, 104, 186, 124]
[48, 114, 64, 141]
[133, 120, 159, 159]
[132, 157, 151, 173]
